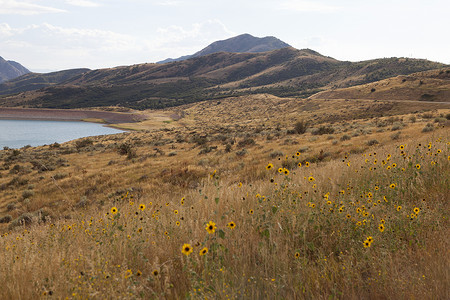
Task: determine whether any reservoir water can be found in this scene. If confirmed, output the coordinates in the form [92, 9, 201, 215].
[0, 119, 124, 149]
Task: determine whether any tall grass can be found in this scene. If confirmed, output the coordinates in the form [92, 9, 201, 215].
[0, 131, 448, 299]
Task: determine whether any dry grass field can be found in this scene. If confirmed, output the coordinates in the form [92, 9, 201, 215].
[0, 95, 449, 299]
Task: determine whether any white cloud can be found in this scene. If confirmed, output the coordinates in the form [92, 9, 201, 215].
[65, 0, 101, 7]
[0, 23, 15, 37]
[0, 0, 66, 15]
[279, 0, 338, 12]
[0, 22, 146, 69]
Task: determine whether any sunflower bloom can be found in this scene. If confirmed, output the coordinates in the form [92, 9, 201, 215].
[139, 204, 146, 211]
[266, 163, 274, 170]
[378, 224, 385, 232]
[227, 221, 236, 229]
[205, 221, 217, 234]
[181, 243, 193, 256]
[415, 164, 421, 170]
[199, 247, 208, 256]
[414, 207, 420, 214]
[111, 207, 118, 215]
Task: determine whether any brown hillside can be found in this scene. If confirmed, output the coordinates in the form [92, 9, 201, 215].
[0, 49, 446, 110]
[310, 68, 450, 102]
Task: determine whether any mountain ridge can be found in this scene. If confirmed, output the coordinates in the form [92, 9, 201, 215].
[1, 46, 446, 110]
[157, 33, 291, 64]
[0, 33, 447, 110]
[0, 56, 30, 84]
[0, 68, 90, 96]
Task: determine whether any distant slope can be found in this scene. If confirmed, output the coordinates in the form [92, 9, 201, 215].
[310, 68, 450, 102]
[158, 33, 290, 63]
[0, 68, 90, 96]
[0, 47, 446, 110]
[0, 56, 30, 83]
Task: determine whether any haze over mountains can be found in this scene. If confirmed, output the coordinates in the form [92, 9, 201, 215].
[0, 34, 448, 110]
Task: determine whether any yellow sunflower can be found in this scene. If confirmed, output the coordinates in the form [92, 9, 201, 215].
[199, 247, 208, 256]
[205, 221, 217, 234]
[181, 243, 193, 256]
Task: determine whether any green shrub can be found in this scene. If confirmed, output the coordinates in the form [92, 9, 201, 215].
[117, 143, 136, 159]
[0, 215, 12, 223]
[422, 123, 434, 132]
[294, 120, 307, 134]
[312, 126, 335, 135]
[340, 134, 351, 141]
[75, 138, 93, 150]
[367, 139, 379, 146]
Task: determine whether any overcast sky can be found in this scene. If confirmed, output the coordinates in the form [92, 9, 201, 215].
[1, 0, 449, 72]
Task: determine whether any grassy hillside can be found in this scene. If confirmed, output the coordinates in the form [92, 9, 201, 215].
[0, 69, 90, 96]
[311, 68, 450, 102]
[0, 95, 448, 298]
[0, 49, 446, 110]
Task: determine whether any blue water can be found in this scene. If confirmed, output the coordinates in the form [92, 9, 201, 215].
[0, 120, 124, 149]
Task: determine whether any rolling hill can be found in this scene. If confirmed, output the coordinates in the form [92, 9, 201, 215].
[0, 68, 90, 96]
[0, 44, 447, 110]
[0, 56, 30, 84]
[310, 68, 450, 102]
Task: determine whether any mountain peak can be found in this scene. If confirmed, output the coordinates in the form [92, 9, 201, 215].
[158, 34, 290, 64]
[0, 56, 30, 83]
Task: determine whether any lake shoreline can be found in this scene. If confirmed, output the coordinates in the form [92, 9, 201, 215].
[0, 119, 125, 149]
[0, 107, 147, 125]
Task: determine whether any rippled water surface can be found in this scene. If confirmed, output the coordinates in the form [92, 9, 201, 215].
[0, 120, 123, 149]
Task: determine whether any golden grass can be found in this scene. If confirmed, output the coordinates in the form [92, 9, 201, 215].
[81, 118, 106, 123]
[0, 96, 449, 299]
[310, 68, 450, 102]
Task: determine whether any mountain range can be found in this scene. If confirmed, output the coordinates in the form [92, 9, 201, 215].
[0, 56, 30, 84]
[0, 34, 448, 110]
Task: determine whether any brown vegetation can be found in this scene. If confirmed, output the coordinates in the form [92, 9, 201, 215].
[311, 68, 450, 103]
[0, 95, 448, 298]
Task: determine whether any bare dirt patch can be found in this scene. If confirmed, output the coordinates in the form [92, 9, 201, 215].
[0, 107, 147, 124]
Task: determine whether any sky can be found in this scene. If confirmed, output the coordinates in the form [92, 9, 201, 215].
[1, 0, 449, 72]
